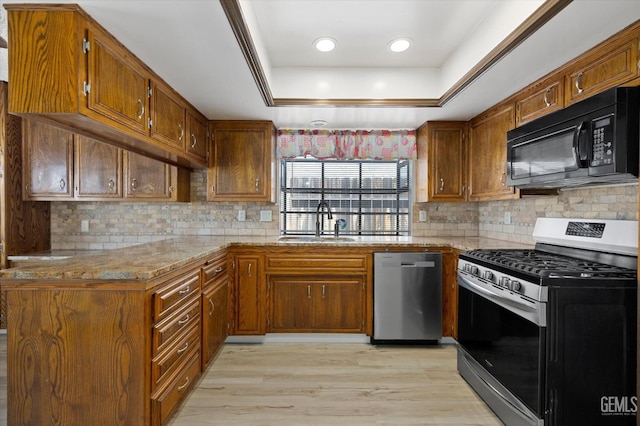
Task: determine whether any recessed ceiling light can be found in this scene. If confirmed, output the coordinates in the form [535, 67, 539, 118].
[388, 38, 411, 53]
[314, 37, 336, 52]
[310, 119, 328, 127]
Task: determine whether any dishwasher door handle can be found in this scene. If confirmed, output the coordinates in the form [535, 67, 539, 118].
[401, 261, 436, 268]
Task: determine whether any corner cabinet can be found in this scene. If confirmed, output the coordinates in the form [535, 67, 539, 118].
[207, 120, 276, 202]
[123, 151, 190, 202]
[6, 4, 207, 169]
[416, 121, 468, 202]
[468, 103, 519, 201]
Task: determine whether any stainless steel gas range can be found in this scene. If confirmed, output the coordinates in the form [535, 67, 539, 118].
[457, 218, 637, 426]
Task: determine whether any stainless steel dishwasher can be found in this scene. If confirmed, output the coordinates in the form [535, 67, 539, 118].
[372, 251, 442, 344]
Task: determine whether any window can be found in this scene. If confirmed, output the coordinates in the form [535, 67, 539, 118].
[280, 159, 410, 236]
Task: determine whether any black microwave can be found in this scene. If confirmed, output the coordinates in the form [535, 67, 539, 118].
[506, 86, 640, 188]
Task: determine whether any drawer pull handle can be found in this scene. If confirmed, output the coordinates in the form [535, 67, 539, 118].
[177, 376, 190, 392]
[543, 88, 551, 107]
[179, 286, 191, 296]
[177, 342, 189, 354]
[209, 298, 215, 316]
[178, 314, 190, 326]
[214, 267, 223, 274]
[575, 72, 584, 94]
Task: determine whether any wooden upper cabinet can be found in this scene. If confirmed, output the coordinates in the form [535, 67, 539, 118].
[515, 78, 564, 126]
[22, 120, 74, 200]
[5, 4, 207, 169]
[208, 120, 276, 202]
[416, 121, 468, 202]
[565, 30, 639, 105]
[468, 103, 519, 202]
[123, 151, 189, 201]
[150, 82, 186, 150]
[186, 109, 209, 165]
[87, 28, 149, 135]
[75, 135, 122, 199]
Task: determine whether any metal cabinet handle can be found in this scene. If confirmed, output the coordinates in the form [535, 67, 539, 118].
[178, 314, 190, 326]
[177, 376, 190, 392]
[322, 284, 326, 299]
[130, 178, 137, 191]
[439, 178, 445, 191]
[177, 342, 189, 354]
[59, 179, 66, 190]
[178, 123, 184, 141]
[179, 286, 191, 296]
[255, 178, 260, 192]
[108, 179, 115, 191]
[191, 133, 197, 149]
[25, 184, 31, 194]
[543, 88, 551, 107]
[500, 172, 507, 186]
[209, 298, 215, 316]
[136, 98, 145, 119]
[169, 185, 174, 194]
[575, 72, 583, 94]
[307, 284, 311, 299]
[247, 263, 252, 277]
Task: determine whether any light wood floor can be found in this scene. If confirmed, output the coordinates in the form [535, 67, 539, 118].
[168, 343, 503, 425]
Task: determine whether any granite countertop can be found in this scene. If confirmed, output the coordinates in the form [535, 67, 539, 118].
[1, 235, 533, 281]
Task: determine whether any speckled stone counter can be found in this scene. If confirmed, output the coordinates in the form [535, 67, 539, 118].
[0, 235, 533, 281]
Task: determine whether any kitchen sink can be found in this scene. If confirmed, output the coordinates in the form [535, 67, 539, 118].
[277, 236, 356, 243]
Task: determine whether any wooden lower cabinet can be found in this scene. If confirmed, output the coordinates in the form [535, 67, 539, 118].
[3, 259, 208, 426]
[441, 249, 460, 339]
[229, 253, 266, 335]
[201, 250, 229, 369]
[269, 277, 365, 333]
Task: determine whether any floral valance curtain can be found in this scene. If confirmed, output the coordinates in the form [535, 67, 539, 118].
[277, 129, 417, 160]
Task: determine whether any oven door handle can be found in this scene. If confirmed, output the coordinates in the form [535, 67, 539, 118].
[458, 272, 546, 327]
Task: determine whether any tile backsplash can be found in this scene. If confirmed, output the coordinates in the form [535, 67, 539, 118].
[50, 168, 638, 249]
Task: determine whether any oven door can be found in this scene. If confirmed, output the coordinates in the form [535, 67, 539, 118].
[457, 271, 546, 426]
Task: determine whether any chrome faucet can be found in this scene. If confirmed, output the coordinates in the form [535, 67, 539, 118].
[315, 201, 333, 237]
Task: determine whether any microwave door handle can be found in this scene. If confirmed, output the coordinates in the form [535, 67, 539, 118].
[573, 121, 589, 167]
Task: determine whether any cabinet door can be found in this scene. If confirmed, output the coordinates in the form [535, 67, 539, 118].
[123, 151, 175, 200]
[441, 251, 459, 339]
[75, 135, 122, 199]
[202, 279, 228, 368]
[269, 279, 314, 331]
[208, 121, 275, 202]
[565, 35, 639, 105]
[417, 122, 467, 202]
[233, 256, 265, 335]
[87, 29, 149, 135]
[314, 279, 364, 332]
[150, 82, 186, 150]
[186, 110, 208, 165]
[22, 120, 74, 200]
[468, 103, 519, 201]
[515, 79, 564, 126]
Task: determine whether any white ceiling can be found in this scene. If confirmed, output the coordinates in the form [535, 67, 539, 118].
[3, 0, 640, 129]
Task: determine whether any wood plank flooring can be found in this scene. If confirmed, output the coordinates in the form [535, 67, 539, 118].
[168, 343, 502, 425]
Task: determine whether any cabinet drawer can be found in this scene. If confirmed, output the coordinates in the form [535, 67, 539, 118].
[153, 268, 201, 321]
[266, 255, 367, 273]
[153, 297, 200, 356]
[203, 255, 228, 284]
[151, 322, 200, 391]
[151, 350, 201, 426]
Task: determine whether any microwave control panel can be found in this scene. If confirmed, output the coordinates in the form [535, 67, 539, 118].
[591, 115, 614, 166]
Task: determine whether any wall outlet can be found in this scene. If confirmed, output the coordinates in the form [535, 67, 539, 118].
[504, 211, 512, 225]
[237, 210, 246, 221]
[80, 220, 89, 233]
[260, 210, 272, 222]
[419, 210, 427, 222]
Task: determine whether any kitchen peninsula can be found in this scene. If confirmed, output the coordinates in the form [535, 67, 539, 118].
[1, 235, 530, 425]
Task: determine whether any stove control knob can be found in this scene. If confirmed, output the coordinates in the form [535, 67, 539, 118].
[499, 276, 510, 288]
[470, 266, 479, 276]
[463, 264, 471, 273]
[510, 280, 521, 292]
[482, 271, 494, 281]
